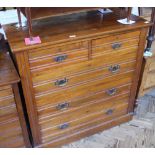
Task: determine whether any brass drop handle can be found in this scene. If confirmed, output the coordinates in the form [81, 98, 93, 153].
[105, 109, 114, 115]
[112, 42, 122, 49]
[106, 88, 117, 96]
[54, 54, 67, 62]
[58, 123, 69, 130]
[109, 65, 120, 73]
[55, 78, 68, 87]
[56, 102, 69, 110]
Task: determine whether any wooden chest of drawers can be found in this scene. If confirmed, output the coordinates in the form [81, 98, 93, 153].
[3, 10, 151, 147]
[0, 51, 30, 147]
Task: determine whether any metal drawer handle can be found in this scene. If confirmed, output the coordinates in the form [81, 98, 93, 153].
[55, 78, 68, 87]
[54, 54, 67, 62]
[106, 88, 117, 96]
[105, 109, 114, 115]
[56, 102, 69, 110]
[58, 123, 69, 130]
[109, 65, 120, 73]
[112, 43, 122, 49]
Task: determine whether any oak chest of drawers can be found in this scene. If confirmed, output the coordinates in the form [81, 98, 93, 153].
[0, 51, 30, 147]
[3, 10, 151, 147]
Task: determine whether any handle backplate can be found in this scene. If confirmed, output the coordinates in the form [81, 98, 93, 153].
[112, 43, 122, 49]
[56, 102, 69, 110]
[58, 123, 69, 129]
[109, 65, 120, 73]
[106, 88, 117, 96]
[55, 78, 68, 87]
[54, 54, 67, 62]
[105, 109, 114, 115]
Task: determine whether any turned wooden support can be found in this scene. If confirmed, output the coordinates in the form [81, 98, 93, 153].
[25, 7, 33, 39]
[145, 8, 155, 52]
[17, 8, 22, 27]
[0, 33, 6, 51]
[127, 7, 132, 22]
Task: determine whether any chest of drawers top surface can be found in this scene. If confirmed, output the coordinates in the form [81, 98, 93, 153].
[3, 10, 151, 52]
[0, 52, 20, 87]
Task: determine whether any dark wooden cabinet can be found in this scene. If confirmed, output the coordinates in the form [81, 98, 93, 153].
[3, 10, 150, 147]
[0, 51, 31, 148]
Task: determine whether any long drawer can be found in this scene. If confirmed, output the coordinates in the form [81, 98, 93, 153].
[40, 94, 129, 142]
[42, 108, 128, 144]
[37, 83, 131, 119]
[39, 93, 129, 127]
[33, 60, 136, 94]
[31, 46, 138, 83]
[35, 70, 134, 107]
[28, 41, 88, 59]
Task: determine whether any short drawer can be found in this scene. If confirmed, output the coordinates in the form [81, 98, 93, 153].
[92, 31, 140, 47]
[29, 49, 88, 69]
[35, 71, 134, 107]
[31, 46, 138, 83]
[28, 41, 88, 59]
[40, 94, 129, 142]
[92, 43, 139, 57]
[28, 41, 88, 69]
[37, 84, 131, 119]
[33, 60, 135, 95]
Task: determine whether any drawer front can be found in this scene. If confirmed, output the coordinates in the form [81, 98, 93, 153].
[35, 71, 134, 107]
[37, 84, 131, 119]
[40, 94, 129, 142]
[0, 87, 13, 99]
[0, 104, 16, 116]
[0, 96, 14, 108]
[31, 47, 137, 83]
[42, 107, 128, 143]
[0, 118, 25, 148]
[92, 31, 140, 47]
[33, 60, 136, 94]
[0, 87, 25, 148]
[28, 41, 88, 59]
[29, 49, 88, 69]
[40, 93, 129, 129]
[28, 41, 88, 69]
[92, 44, 138, 57]
[0, 88, 18, 121]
